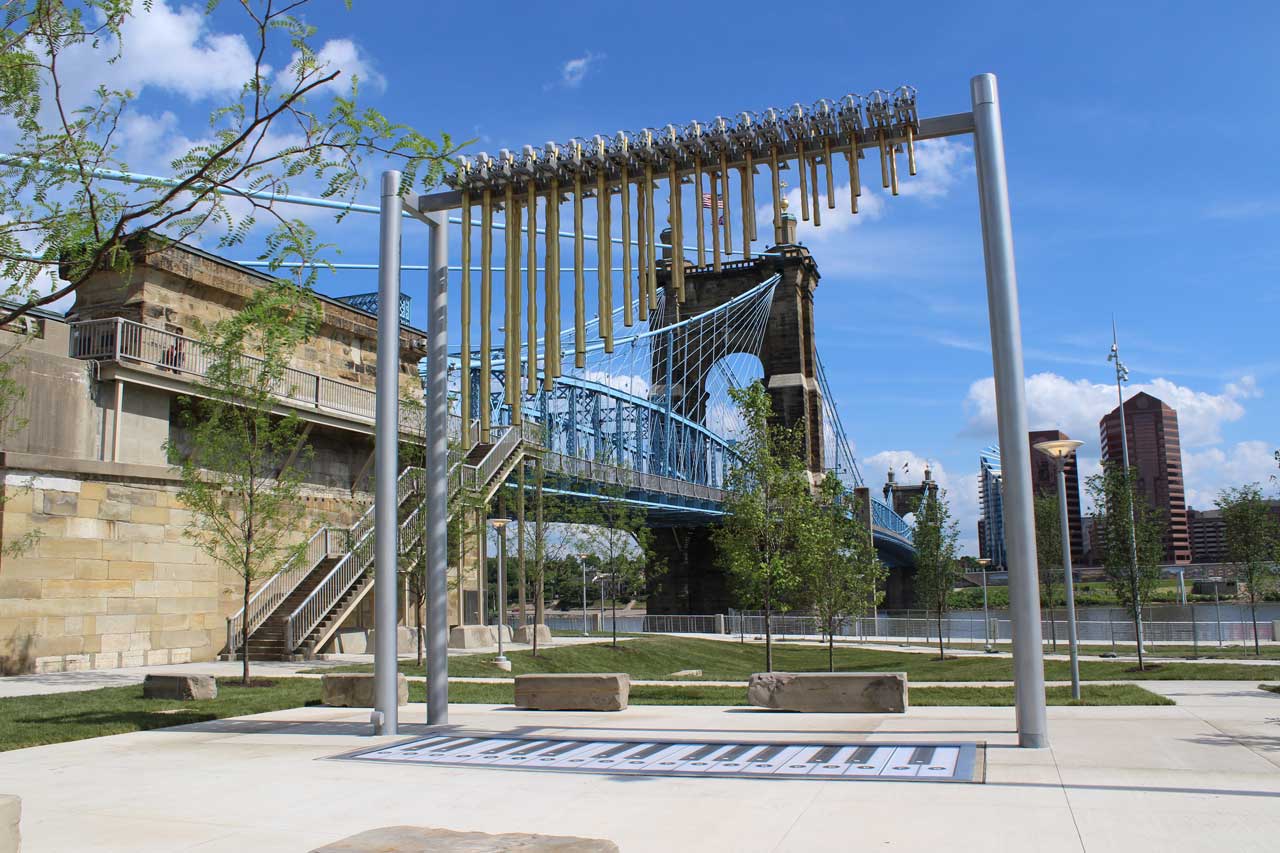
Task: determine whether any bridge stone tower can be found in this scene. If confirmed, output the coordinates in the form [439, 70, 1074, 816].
[648, 213, 825, 614]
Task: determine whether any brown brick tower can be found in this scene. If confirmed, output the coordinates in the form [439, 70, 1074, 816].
[1029, 429, 1085, 565]
[1099, 392, 1191, 564]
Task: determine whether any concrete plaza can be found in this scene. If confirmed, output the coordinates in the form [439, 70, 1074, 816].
[0, 681, 1277, 851]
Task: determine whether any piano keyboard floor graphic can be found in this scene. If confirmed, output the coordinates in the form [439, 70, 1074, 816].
[335, 735, 984, 783]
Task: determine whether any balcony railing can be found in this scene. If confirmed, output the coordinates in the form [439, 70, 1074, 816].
[68, 317, 424, 434]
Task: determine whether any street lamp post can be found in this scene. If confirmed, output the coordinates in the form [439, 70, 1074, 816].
[1033, 438, 1085, 700]
[1108, 325, 1146, 665]
[579, 553, 591, 636]
[977, 558, 993, 652]
[489, 518, 511, 670]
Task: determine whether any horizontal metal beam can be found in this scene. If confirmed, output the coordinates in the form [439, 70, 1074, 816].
[413, 112, 976, 214]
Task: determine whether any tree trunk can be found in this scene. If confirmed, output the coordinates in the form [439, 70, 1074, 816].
[241, 576, 251, 685]
[764, 599, 773, 673]
[936, 610, 944, 661]
[1048, 602, 1058, 652]
[1251, 599, 1260, 656]
[828, 626, 834, 672]
[533, 578, 545, 657]
[415, 596, 424, 666]
[1132, 599, 1145, 671]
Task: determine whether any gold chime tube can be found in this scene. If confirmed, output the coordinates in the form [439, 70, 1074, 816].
[906, 125, 917, 175]
[810, 156, 822, 227]
[504, 202, 514, 422]
[709, 167, 721, 271]
[797, 140, 809, 222]
[739, 166, 751, 260]
[501, 185, 517, 409]
[460, 189, 472, 438]
[601, 179, 613, 352]
[620, 166, 633, 327]
[636, 173, 649, 323]
[878, 131, 890, 189]
[596, 166, 608, 347]
[769, 146, 782, 238]
[846, 136, 861, 215]
[888, 140, 900, 196]
[644, 163, 657, 309]
[573, 173, 586, 369]
[823, 138, 835, 209]
[526, 182, 538, 396]
[744, 148, 758, 243]
[669, 159, 684, 301]
[694, 155, 706, 267]
[480, 188, 493, 441]
[543, 181, 558, 388]
[719, 151, 732, 256]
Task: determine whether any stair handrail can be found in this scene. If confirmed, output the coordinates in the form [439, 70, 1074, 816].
[467, 421, 541, 493]
[283, 467, 425, 653]
[225, 525, 329, 655]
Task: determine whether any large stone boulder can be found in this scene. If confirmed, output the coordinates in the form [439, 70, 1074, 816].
[513, 624, 553, 646]
[514, 673, 629, 711]
[143, 674, 217, 701]
[747, 672, 908, 713]
[313, 825, 619, 852]
[0, 795, 19, 853]
[449, 625, 492, 649]
[321, 673, 408, 708]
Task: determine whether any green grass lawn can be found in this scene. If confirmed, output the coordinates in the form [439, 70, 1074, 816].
[924, 639, 1280, 660]
[0, 675, 1178, 752]
[317, 636, 1280, 682]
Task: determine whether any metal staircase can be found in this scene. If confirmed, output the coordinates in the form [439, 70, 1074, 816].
[227, 421, 543, 660]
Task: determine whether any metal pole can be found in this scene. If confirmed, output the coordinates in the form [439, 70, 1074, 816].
[425, 212, 450, 725]
[981, 566, 992, 652]
[495, 524, 508, 664]
[1176, 567, 1187, 606]
[581, 560, 589, 636]
[1214, 584, 1223, 647]
[1057, 462, 1081, 700]
[1111, 325, 1145, 660]
[373, 170, 402, 736]
[971, 73, 1048, 748]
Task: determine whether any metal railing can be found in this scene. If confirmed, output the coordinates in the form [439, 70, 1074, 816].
[542, 452, 727, 504]
[225, 526, 330, 655]
[68, 317, 423, 433]
[282, 467, 424, 653]
[870, 495, 912, 542]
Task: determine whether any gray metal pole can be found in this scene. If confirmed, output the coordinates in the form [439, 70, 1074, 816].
[425, 213, 450, 725]
[581, 561, 589, 636]
[495, 525, 507, 662]
[971, 73, 1049, 748]
[373, 170, 402, 736]
[1111, 328, 1145, 658]
[1056, 462, 1081, 700]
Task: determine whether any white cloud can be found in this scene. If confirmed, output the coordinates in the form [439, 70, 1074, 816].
[964, 372, 1255, 450]
[1183, 441, 1277, 509]
[55, 1, 258, 107]
[277, 38, 386, 96]
[897, 138, 973, 200]
[558, 52, 603, 88]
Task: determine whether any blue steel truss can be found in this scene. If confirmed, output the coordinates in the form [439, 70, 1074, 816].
[337, 291, 412, 323]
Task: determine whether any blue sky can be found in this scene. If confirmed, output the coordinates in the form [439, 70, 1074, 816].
[23, 0, 1280, 551]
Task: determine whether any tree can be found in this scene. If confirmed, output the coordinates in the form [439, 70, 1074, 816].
[1216, 484, 1279, 655]
[0, 1, 459, 325]
[713, 382, 810, 672]
[0, 331, 41, 559]
[569, 479, 651, 650]
[911, 487, 960, 661]
[1034, 493, 1063, 652]
[169, 281, 320, 684]
[801, 473, 885, 671]
[524, 462, 579, 655]
[1086, 462, 1165, 670]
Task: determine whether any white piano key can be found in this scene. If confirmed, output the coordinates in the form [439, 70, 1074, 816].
[804, 746, 861, 777]
[581, 742, 665, 771]
[674, 743, 742, 773]
[742, 745, 806, 775]
[878, 746, 923, 777]
[916, 747, 960, 778]
[842, 746, 896, 776]
[550, 742, 629, 768]
[526, 741, 607, 767]
[632, 743, 709, 771]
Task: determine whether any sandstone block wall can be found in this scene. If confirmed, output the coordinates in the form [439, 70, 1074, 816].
[0, 460, 364, 674]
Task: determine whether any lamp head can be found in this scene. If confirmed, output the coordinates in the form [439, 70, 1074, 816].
[488, 517, 512, 530]
[1033, 439, 1084, 461]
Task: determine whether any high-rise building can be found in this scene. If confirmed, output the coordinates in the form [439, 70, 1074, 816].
[978, 447, 1006, 568]
[1099, 391, 1191, 564]
[1028, 429, 1085, 565]
[1187, 500, 1280, 563]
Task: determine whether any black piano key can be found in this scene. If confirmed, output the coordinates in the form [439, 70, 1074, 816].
[809, 746, 840, 763]
[849, 746, 879, 763]
[624, 743, 669, 761]
[909, 747, 937, 765]
[684, 744, 721, 762]
[594, 742, 641, 759]
[716, 744, 755, 763]
[750, 745, 785, 763]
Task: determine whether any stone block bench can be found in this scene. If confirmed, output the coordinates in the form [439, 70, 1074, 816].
[322, 673, 408, 708]
[0, 794, 19, 853]
[513, 624, 552, 646]
[514, 674, 630, 711]
[143, 674, 217, 701]
[747, 672, 908, 713]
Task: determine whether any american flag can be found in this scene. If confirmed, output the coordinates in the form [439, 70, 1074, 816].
[701, 193, 724, 224]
